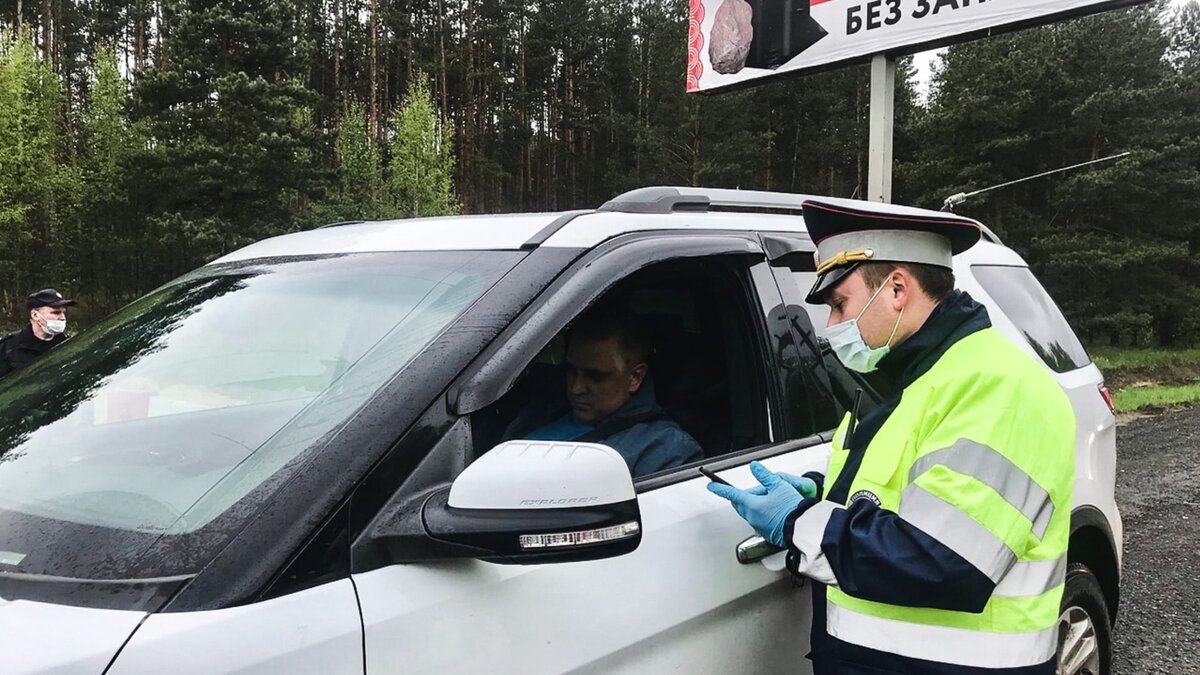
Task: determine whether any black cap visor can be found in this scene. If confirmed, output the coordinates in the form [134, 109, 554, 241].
[806, 262, 861, 304]
[26, 289, 77, 309]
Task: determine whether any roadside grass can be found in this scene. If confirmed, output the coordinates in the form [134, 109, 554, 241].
[1113, 382, 1200, 412]
[1091, 347, 1200, 372]
[1090, 347, 1200, 413]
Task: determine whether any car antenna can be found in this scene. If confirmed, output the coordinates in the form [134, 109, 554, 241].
[940, 151, 1131, 212]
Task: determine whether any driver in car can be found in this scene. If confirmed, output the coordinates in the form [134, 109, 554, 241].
[503, 302, 703, 477]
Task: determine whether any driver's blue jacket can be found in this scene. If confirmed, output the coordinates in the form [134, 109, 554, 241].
[507, 377, 703, 477]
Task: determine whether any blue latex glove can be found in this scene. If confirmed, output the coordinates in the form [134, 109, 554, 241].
[746, 471, 819, 499]
[706, 461, 815, 547]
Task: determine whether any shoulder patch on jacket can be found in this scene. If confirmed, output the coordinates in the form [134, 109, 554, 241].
[850, 489, 882, 507]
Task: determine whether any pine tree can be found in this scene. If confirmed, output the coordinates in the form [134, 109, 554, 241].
[903, 7, 1200, 345]
[1168, 0, 1200, 69]
[129, 0, 323, 275]
[386, 73, 458, 217]
[78, 42, 144, 304]
[320, 99, 385, 220]
[0, 30, 77, 310]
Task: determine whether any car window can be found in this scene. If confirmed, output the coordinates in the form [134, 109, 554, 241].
[473, 256, 774, 479]
[768, 259, 865, 427]
[0, 251, 520, 582]
[971, 265, 1091, 373]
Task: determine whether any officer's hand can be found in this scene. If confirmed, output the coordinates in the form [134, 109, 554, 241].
[706, 461, 808, 547]
[744, 471, 819, 499]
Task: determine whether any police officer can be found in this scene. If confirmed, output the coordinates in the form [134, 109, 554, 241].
[0, 288, 76, 379]
[708, 198, 1074, 674]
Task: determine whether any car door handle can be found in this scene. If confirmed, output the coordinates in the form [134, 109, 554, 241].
[736, 535, 784, 564]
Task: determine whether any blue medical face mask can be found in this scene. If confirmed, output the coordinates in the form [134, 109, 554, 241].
[826, 279, 903, 373]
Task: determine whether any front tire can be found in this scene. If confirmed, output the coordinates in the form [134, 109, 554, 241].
[1056, 562, 1112, 675]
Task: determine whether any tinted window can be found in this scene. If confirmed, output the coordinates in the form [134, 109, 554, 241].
[770, 261, 868, 425]
[0, 251, 518, 582]
[972, 265, 1090, 373]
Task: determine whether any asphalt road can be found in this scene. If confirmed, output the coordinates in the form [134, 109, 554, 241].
[1112, 407, 1200, 673]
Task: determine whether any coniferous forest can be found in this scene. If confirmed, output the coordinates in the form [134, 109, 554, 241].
[0, 0, 1198, 344]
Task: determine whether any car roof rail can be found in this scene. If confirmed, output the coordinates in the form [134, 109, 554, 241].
[600, 186, 1004, 244]
[316, 220, 366, 229]
[599, 186, 808, 215]
[520, 210, 593, 249]
[977, 224, 1002, 244]
[598, 187, 711, 213]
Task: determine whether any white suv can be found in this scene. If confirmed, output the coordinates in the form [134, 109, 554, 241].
[0, 187, 1120, 674]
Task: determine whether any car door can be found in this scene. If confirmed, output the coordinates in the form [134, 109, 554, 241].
[350, 233, 835, 674]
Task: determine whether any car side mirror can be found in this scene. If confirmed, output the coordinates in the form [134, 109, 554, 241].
[356, 441, 642, 566]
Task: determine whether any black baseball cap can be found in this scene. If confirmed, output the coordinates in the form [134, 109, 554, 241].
[27, 288, 77, 310]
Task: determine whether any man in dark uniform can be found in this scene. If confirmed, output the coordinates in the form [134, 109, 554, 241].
[0, 288, 77, 379]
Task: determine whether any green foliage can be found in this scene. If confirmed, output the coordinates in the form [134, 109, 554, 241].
[1168, 0, 1200, 70]
[0, 0, 1197, 345]
[903, 6, 1200, 346]
[1091, 346, 1200, 372]
[331, 100, 385, 219]
[0, 30, 78, 313]
[75, 42, 146, 305]
[1113, 381, 1200, 412]
[129, 0, 323, 269]
[387, 74, 458, 218]
[1088, 346, 1200, 411]
[82, 44, 132, 182]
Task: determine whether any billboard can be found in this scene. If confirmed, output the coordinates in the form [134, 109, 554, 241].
[687, 0, 1141, 92]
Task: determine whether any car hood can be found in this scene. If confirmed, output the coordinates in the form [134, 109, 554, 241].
[0, 597, 144, 674]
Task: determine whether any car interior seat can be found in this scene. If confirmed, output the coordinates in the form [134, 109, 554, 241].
[637, 301, 732, 457]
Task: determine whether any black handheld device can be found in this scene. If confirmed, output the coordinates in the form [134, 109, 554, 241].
[699, 466, 732, 486]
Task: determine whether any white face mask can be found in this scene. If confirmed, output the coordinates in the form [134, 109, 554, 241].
[43, 319, 66, 336]
[826, 279, 903, 373]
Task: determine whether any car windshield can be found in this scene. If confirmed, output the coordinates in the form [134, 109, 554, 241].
[0, 251, 518, 581]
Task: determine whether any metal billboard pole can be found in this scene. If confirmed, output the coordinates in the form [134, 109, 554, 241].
[867, 53, 896, 204]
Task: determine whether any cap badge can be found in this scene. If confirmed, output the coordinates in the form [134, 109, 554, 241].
[815, 248, 875, 275]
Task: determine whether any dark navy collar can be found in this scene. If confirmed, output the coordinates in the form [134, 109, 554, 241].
[877, 290, 991, 390]
[827, 290, 991, 505]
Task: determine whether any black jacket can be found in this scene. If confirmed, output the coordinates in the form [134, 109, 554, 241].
[0, 325, 66, 379]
